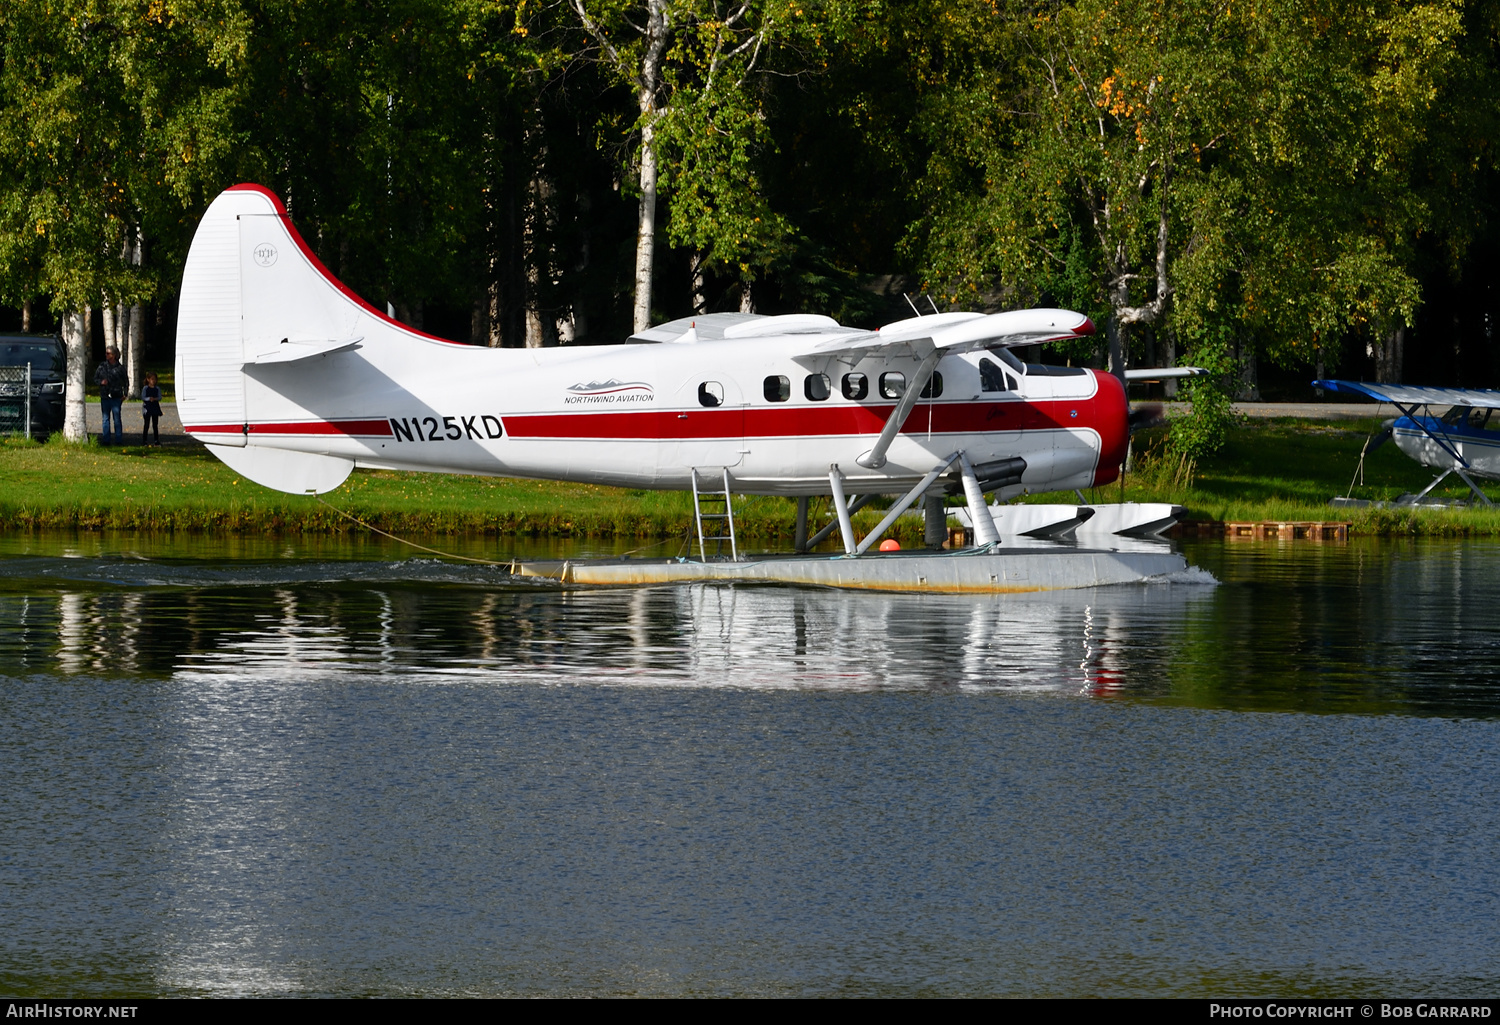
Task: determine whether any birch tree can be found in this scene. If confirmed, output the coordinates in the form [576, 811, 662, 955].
[569, 0, 787, 330]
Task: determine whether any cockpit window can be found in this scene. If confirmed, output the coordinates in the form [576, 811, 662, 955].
[979, 358, 1008, 393]
[1442, 405, 1471, 425]
[993, 347, 1027, 376]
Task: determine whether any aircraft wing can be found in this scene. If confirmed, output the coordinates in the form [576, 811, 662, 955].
[798, 309, 1095, 362]
[1314, 380, 1500, 408]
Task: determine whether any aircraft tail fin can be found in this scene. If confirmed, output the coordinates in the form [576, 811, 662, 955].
[174, 183, 448, 493]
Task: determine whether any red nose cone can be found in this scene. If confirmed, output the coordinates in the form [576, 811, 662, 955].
[1089, 370, 1130, 487]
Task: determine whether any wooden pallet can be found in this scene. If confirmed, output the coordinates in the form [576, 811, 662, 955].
[1223, 521, 1351, 541]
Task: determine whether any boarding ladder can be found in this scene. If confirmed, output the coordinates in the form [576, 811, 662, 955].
[691, 468, 739, 561]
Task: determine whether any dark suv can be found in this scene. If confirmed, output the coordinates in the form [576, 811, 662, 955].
[0, 333, 66, 437]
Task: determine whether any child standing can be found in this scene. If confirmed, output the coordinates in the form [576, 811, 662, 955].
[141, 372, 163, 446]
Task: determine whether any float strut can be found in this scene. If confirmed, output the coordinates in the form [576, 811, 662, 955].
[959, 451, 1001, 546]
[829, 465, 857, 555]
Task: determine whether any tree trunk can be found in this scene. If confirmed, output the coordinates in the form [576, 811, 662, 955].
[1235, 334, 1261, 401]
[21, 299, 31, 333]
[471, 299, 488, 346]
[1162, 327, 1178, 398]
[1106, 277, 1129, 385]
[738, 279, 754, 314]
[633, 115, 660, 333]
[691, 251, 707, 313]
[487, 280, 503, 347]
[62, 308, 90, 443]
[1106, 316, 1127, 384]
[102, 304, 117, 356]
[125, 305, 144, 399]
[1379, 323, 1405, 382]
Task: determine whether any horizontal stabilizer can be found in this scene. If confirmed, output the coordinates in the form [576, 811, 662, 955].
[207, 444, 354, 495]
[244, 337, 362, 365]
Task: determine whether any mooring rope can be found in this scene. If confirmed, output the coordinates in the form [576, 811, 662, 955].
[311, 493, 692, 568]
[311, 494, 512, 566]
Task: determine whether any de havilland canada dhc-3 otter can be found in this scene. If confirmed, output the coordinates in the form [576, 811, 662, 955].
[174, 183, 1195, 591]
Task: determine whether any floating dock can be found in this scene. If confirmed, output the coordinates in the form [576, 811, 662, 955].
[513, 546, 1188, 594]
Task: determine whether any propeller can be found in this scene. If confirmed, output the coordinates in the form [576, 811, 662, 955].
[1128, 403, 1165, 433]
[1361, 418, 1396, 457]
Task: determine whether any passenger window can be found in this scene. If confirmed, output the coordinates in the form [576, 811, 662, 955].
[764, 375, 791, 402]
[698, 381, 724, 407]
[1470, 408, 1492, 429]
[920, 372, 944, 399]
[979, 358, 1007, 393]
[804, 373, 831, 401]
[879, 372, 906, 400]
[842, 373, 868, 400]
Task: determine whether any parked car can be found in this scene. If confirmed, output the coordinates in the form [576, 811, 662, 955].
[0, 333, 66, 437]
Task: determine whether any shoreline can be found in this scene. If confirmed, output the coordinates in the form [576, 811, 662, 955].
[6, 412, 1500, 538]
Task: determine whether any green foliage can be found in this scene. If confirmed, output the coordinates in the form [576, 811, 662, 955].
[1, 0, 1496, 362]
[1168, 320, 1239, 458]
[658, 77, 794, 283]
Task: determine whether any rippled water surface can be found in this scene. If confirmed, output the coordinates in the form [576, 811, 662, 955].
[2, 532, 1498, 996]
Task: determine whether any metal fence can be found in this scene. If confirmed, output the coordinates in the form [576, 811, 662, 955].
[0, 363, 33, 439]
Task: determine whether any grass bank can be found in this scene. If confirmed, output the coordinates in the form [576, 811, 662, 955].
[5, 418, 1500, 538]
[1099, 418, 1500, 536]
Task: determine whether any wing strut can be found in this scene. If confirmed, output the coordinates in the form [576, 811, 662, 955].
[857, 347, 942, 469]
[1389, 401, 1470, 470]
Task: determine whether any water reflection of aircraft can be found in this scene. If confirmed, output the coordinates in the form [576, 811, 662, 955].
[1314, 380, 1500, 506]
[176, 184, 1197, 552]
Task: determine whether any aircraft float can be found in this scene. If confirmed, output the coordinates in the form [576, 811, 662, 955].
[1315, 380, 1500, 507]
[173, 184, 1198, 584]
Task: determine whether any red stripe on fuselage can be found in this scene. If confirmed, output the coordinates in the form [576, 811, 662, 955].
[503, 395, 1117, 440]
[184, 419, 394, 437]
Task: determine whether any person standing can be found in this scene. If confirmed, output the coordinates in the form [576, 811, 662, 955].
[141, 371, 162, 446]
[95, 344, 128, 446]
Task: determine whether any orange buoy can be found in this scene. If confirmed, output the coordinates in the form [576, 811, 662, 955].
[879, 539, 901, 552]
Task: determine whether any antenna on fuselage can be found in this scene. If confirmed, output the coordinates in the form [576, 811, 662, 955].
[926, 295, 940, 316]
[902, 293, 924, 317]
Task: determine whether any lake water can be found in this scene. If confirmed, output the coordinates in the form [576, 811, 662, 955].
[2, 533, 1498, 997]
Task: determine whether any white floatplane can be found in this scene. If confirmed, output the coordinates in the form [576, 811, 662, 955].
[1314, 380, 1500, 507]
[173, 184, 1200, 589]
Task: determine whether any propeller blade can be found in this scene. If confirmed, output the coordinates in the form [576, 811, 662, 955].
[1128, 403, 1165, 432]
[1361, 420, 1395, 457]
